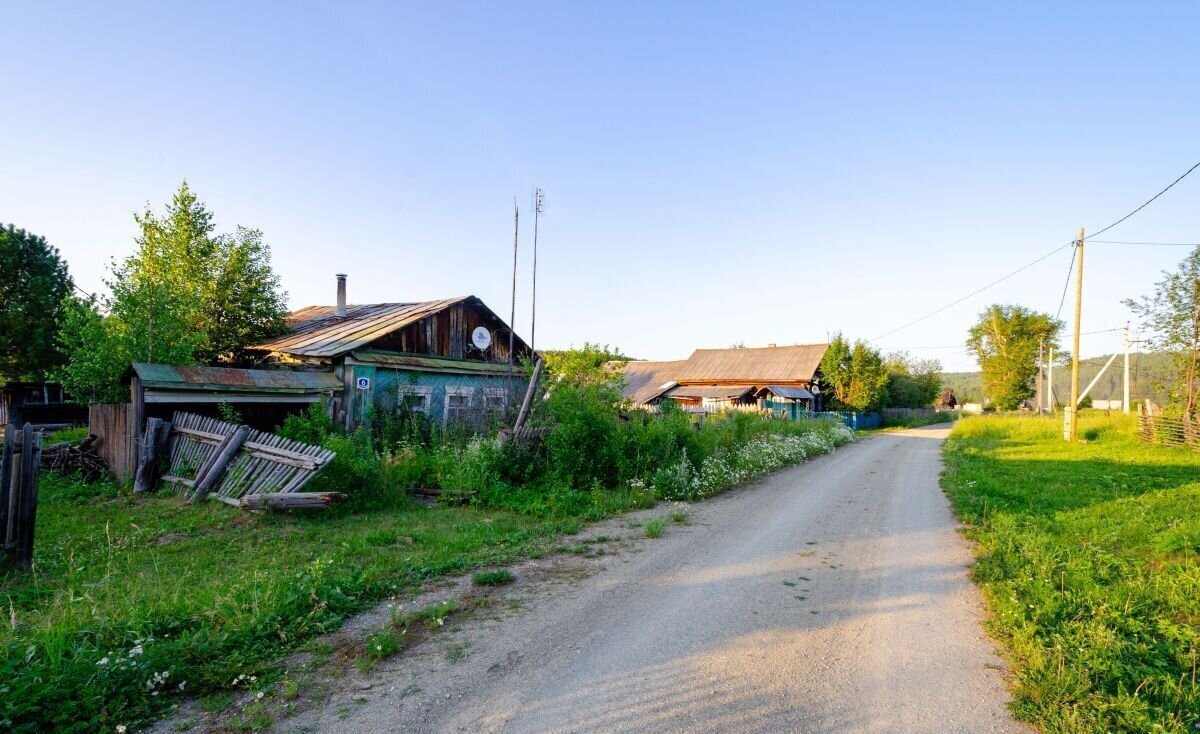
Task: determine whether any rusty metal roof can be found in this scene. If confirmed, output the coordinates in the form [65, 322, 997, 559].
[675, 344, 828, 383]
[763, 385, 815, 400]
[130, 363, 341, 393]
[250, 298, 468, 358]
[350, 350, 520, 376]
[617, 360, 687, 405]
[664, 385, 755, 400]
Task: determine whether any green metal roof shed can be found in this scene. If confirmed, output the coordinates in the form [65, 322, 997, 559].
[129, 363, 342, 404]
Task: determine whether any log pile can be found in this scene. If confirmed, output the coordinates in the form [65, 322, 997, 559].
[41, 434, 109, 482]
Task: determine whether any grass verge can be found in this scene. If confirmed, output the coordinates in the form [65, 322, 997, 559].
[941, 412, 1200, 733]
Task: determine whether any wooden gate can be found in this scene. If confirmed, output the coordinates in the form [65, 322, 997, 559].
[161, 411, 338, 508]
[1, 423, 42, 570]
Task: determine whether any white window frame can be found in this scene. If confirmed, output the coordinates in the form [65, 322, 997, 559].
[480, 387, 509, 412]
[443, 386, 475, 423]
[397, 385, 433, 414]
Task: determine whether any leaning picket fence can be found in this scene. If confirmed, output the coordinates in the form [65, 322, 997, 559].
[158, 411, 341, 510]
[1, 423, 42, 570]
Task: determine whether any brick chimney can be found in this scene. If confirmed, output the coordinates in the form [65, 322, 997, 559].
[335, 274, 347, 317]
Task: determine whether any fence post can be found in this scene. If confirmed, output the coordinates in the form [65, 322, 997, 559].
[15, 424, 40, 570]
[0, 424, 41, 571]
[0, 424, 14, 551]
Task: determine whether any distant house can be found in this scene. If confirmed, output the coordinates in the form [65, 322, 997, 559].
[250, 275, 532, 428]
[618, 344, 828, 415]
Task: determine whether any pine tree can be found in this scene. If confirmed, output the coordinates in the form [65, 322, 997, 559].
[0, 224, 73, 381]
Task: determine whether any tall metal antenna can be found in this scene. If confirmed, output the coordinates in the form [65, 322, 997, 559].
[509, 197, 519, 366]
[530, 187, 543, 353]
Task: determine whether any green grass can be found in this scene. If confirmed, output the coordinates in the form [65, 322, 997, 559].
[0, 478, 581, 733]
[942, 413, 1200, 733]
[644, 518, 667, 538]
[471, 569, 515, 586]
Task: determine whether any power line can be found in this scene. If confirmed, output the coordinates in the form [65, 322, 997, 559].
[1088, 239, 1198, 247]
[3, 224, 101, 304]
[871, 243, 1072, 341]
[1053, 245, 1077, 321]
[1084, 160, 1200, 240]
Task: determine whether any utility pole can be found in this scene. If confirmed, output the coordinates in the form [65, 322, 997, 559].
[1066, 229, 1084, 442]
[509, 198, 519, 367]
[530, 188, 543, 354]
[1122, 322, 1144, 415]
[1047, 346, 1055, 412]
[1036, 339, 1045, 415]
[1123, 321, 1131, 415]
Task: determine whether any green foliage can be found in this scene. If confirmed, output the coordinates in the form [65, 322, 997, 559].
[966, 304, 1061, 410]
[0, 475, 580, 733]
[0, 224, 74, 381]
[643, 518, 667, 538]
[883, 351, 942, 408]
[56, 182, 288, 402]
[277, 402, 338, 445]
[1125, 245, 1200, 416]
[540, 343, 631, 388]
[471, 569, 515, 586]
[943, 414, 1200, 732]
[879, 412, 953, 428]
[819, 333, 889, 411]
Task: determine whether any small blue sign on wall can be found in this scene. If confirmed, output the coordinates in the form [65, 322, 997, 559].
[356, 377, 370, 390]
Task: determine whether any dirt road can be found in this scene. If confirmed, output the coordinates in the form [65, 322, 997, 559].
[292, 426, 1025, 733]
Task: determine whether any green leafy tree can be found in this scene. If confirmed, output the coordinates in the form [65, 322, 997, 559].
[966, 304, 1061, 410]
[0, 225, 73, 381]
[1125, 245, 1200, 415]
[819, 334, 889, 412]
[58, 182, 289, 402]
[541, 343, 631, 394]
[883, 352, 943, 408]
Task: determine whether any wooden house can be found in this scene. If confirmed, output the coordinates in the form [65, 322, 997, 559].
[619, 344, 828, 415]
[249, 275, 532, 428]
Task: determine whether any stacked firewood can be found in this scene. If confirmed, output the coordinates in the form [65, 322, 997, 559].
[41, 434, 109, 482]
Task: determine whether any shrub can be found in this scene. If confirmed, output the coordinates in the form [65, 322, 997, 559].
[472, 569, 515, 586]
[644, 518, 666, 538]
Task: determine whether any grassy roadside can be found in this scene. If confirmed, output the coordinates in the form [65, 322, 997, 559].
[1, 416, 853, 733]
[941, 413, 1200, 733]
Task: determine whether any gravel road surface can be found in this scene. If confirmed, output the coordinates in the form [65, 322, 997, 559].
[291, 425, 1026, 734]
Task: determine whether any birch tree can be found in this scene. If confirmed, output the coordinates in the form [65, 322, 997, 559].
[1125, 246, 1200, 416]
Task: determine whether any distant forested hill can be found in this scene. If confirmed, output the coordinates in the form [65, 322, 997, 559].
[942, 350, 1175, 405]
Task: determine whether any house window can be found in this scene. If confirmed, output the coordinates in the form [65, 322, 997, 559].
[444, 386, 475, 423]
[398, 385, 433, 414]
[481, 387, 508, 413]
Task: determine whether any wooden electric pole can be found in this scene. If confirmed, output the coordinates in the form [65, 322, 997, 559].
[1047, 346, 1055, 412]
[1066, 229, 1084, 441]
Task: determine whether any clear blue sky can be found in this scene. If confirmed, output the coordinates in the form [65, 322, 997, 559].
[4, 2, 1199, 371]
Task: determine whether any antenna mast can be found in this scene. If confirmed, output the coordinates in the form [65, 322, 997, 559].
[530, 188, 543, 353]
[509, 197, 519, 366]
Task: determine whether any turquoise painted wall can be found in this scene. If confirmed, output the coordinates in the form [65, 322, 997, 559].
[346, 363, 527, 425]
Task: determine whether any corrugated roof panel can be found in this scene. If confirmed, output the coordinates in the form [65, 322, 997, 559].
[251, 299, 467, 357]
[763, 385, 815, 400]
[350, 351, 520, 375]
[130, 363, 341, 393]
[676, 344, 828, 383]
[664, 385, 755, 400]
[618, 360, 687, 405]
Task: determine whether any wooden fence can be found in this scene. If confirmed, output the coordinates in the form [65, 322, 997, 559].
[1136, 406, 1200, 449]
[161, 411, 337, 508]
[1, 424, 42, 570]
[89, 403, 136, 482]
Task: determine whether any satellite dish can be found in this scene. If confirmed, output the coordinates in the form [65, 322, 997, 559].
[471, 326, 492, 351]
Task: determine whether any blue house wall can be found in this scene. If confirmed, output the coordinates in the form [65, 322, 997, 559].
[345, 362, 527, 425]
